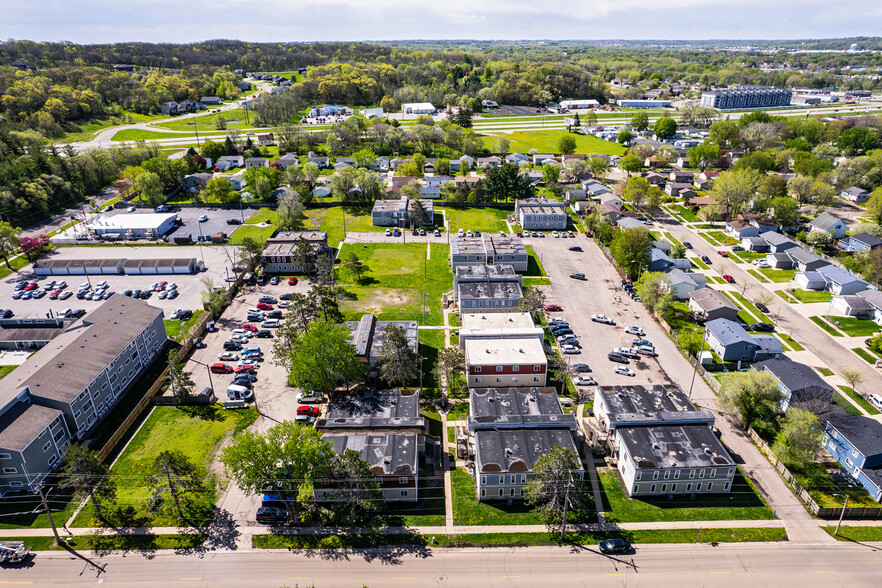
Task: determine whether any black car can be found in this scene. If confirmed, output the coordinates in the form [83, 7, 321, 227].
[227, 218, 243, 225]
[568, 246, 583, 252]
[122, 289, 133, 297]
[133, 289, 142, 298]
[69, 309, 86, 318]
[700, 255, 712, 264]
[756, 302, 769, 313]
[223, 342, 242, 351]
[572, 363, 591, 372]
[732, 245, 744, 251]
[550, 323, 570, 330]
[0, 309, 12, 319]
[598, 538, 631, 554]
[257, 275, 269, 286]
[552, 328, 574, 336]
[178, 310, 193, 320]
[684, 242, 693, 249]
[569, 272, 586, 280]
[140, 291, 151, 299]
[247, 313, 264, 322]
[234, 374, 258, 384]
[608, 352, 629, 364]
[194, 337, 206, 349]
[750, 322, 775, 332]
[256, 506, 288, 524]
[256, 330, 272, 338]
[279, 293, 293, 300]
[266, 310, 283, 319]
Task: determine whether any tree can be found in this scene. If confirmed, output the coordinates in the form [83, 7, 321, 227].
[518, 285, 547, 320]
[236, 236, 263, 269]
[866, 187, 882, 225]
[400, 180, 422, 201]
[610, 227, 654, 280]
[494, 137, 511, 155]
[151, 451, 203, 520]
[523, 444, 584, 533]
[165, 350, 195, 407]
[330, 165, 358, 200]
[277, 191, 306, 231]
[618, 154, 643, 176]
[773, 408, 823, 467]
[326, 449, 384, 525]
[679, 103, 719, 128]
[635, 272, 673, 313]
[688, 142, 721, 170]
[768, 196, 800, 227]
[645, 184, 663, 213]
[587, 156, 609, 177]
[670, 242, 686, 259]
[378, 325, 420, 387]
[547, 353, 575, 386]
[202, 176, 239, 204]
[719, 370, 783, 430]
[410, 198, 430, 228]
[630, 111, 649, 132]
[616, 130, 633, 145]
[542, 164, 561, 186]
[454, 107, 474, 128]
[135, 171, 164, 205]
[221, 421, 336, 508]
[344, 251, 369, 283]
[282, 318, 363, 395]
[482, 163, 535, 202]
[711, 168, 762, 218]
[841, 369, 864, 395]
[584, 110, 597, 126]
[200, 276, 224, 317]
[653, 116, 677, 139]
[805, 229, 832, 249]
[836, 126, 880, 154]
[623, 176, 650, 208]
[434, 346, 466, 398]
[60, 444, 116, 523]
[19, 234, 49, 262]
[558, 134, 576, 155]
[759, 175, 788, 201]
[677, 329, 707, 357]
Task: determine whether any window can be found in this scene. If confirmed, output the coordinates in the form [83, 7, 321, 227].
[510, 488, 515, 496]
[399, 477, 409, 484]
[474, 367, 482, 373]
[496, 378, 502, 383]
[633, 485, 640, 494]
[42, 442, 51, 453]
[481, 489, 486, 498]
[689, 470, 696, 479]
[711, 469, 717, 478]
[520, 475, 526, 484]
[512, 366, 519, 372]
[400, 490, 409, 497]
[652, 471, 659, 480]
[481, 476, 487, 485]
[696, 483, 702, 491]
[0, 453, 10, 460]
[686, 483, 692, 492]
[533, 377, 539, 382]
[3, 467, 16, 474]
[496, 366, 503, 372]
[534, 365, 541, 372]
[10, 481, 22, 488]
[664, 471, 670, 480]
[498, 489, 504, 497]
[635, 472, 642, 481]
[53, 429, 65, 443]
[674, 470, 680, 480]
[724, 482, 730, 491]
[650, 484, 656, 493]
[699, 469, 705, 478]
[706, 483, 713, 491]
[852, 448, 860, 458]
[510, 475, 516, 484]
[671, 484, 677, 493]
[661, 484, 667, 493]
[473, 377, 480, 384]
[512, 377, 519, 383]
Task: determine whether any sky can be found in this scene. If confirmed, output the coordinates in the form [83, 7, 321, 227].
[3, 0, 882, 43]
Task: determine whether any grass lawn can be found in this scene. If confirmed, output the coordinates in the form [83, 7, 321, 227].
[731, 250, 766, 263]
[336, 243, 452, 326]
[789, 461, 879, 509]
[245, 207, 279, 225]
[447, 401, 470, 421]
[817, 367, 835, 376]
[853, 347, 880, 366]
[598, 468, 774, 523]
[707, 231, 738, 245]
[670, 205, 699, 222]
[839, 385, 880, 415]
[164, 310, 207, 343]
[523, 245, 547, 277]
[307, 206, 380, 247]
[0, 365, 17, 380]
[706, 275, 724, 284]
[152, 108, 251, 131]
[833, 391, 863, 415]
[498, 130, 627, 156]
[810, 316, 843, 336]
[759, 268, 795, 283]
[775, 290, 798, 303]
[823, 526, 882, 541]
[690, 256, 709, 270]
[111, 128, 200, 141]
[451, 468, 543, 526]
[748, 269, 770, 283]
[699, 232, 719, 246]
[55, 110, 167, 143]
[73, 405, 257, 528]
[791, 289, 832, 303]
[661, 301, 703, 332]
[731, 291, 772, 324]
[229, 223, 277, 245]
[419, 328, 446, 397]
[779, 333, 804, 351]
[824, 316, 881, 337]
[443, 207, 510, 233]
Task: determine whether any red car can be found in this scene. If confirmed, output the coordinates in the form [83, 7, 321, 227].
[544, 304, 562, 312]
[239, 324, 258, 332]
[210, 363, 234, 374]
[288, 277, 298, 286]
[256, 302, 273, 310]
[49, 289, 60, 300]
[24, 282, 37, 291]
[717, 250, 728, 257]
[722, 274, 735, 283]
[235, 365, 256, 374]
[297, 406, 320, 416]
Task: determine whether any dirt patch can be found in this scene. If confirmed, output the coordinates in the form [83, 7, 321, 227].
[344, 288, 416, 315]
[304, 208, 329, 228]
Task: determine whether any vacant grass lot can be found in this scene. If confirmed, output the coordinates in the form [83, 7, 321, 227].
[824, 316, 881, 337]
[56, 111, 167, 143]
[443, 207, 510, 233]
[598, 468, 774, 523]
[336, 243, 452, 326]
[707, 231, 738, 245]
[245, 207, 278, 225]
[451, 468, 541, 526]
[152, 108, 251, 131]
[523, 245, 547, 277]
[789, 461, 879, 509]
[810, 316, 843, 336]
[791, 289, 832, 303]
[229, 223, 277, 245]
[307, 206, 381, 246]
[111, 128, 198, 141]
[73, 405, 257, 528]
[498, 130, 627, 156]
[419, 328, 446, 397]
[759, 268, 795, 283]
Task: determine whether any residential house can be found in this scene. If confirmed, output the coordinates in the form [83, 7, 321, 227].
[582, 179, 611, 197]
[823, 416, 882, 502]
[257, 133, 275, 146]
[600, 194, 623, 210]
[464, 338, 547, 388]
[401, 103, 435, 115]
[306, 155, 330, 168]
[450, 234, 528, 272]
[841, 186, 870, 204]
[160, 101, 180, 115]
[245, 158, 269, 169]
[457, 312, 543, 349]
[454, 175, 484, 190]
[216, 155, 244, 169]
[742, 236, 770, 252]
[182, 172, 212, 192]
[831, 294, 876, 317]
[665, 182, 693, 198]
[345, 314, 418, 369]
[645, 172, 665, 186]
[200, 96, 222, 106]
[853, 290, 882, 325]
[505, 153, 531, 166]
[763, 232, 799, 253]
[318, 433, 421, 502]
[371, 197, 434, 227]
[752, 356, 835, 411]
[276, 153, 299, 169]
[514, 198, 568, 230]
[794, 265, 868, 296]
[786, 247, 830, 272]
[670, 170, 694, 183]
[468, 387, 581, 501]
[453, 265, 524, 316]
[693, 178, 713, 191]
[238, 81, 252, 91]
[705, 318, 784, 363]
[688, 288, 740, 322]
[312, 186, 331, 198]
[667, 268, 707, 299]
[261, 231, 332, 274]
[601, 203, 627, 223]
[477, 156, 503, 169]
[565, 189, 587, 203]
[532, 154, 556, 166]
[725, 218, 779, 240]
[810, 212, 848, 239]
[228, 173, 246, 191]
[840, 233, 882, 253]
[617, 217, 649, 230]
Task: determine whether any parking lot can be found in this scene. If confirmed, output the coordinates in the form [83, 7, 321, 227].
[0, 244, 240, 318]
[529, 235, 681, 389]
[101, 206, 254, 241]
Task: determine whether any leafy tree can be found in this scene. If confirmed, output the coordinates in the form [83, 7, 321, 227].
[616, 130, 632, 145]
[60, 444, 116, 523]
[618, 154, 643, 176]
[524, 444, 584, 533]
[670, 241, 686, 259]
[866, 187, 882, 225]
[623, 176, 650, 208]
[679, 103, 719, 128]
[494, 137, 511, 155]
[653, 116, 677, 139]
[518, 285, 547, 320]
[587, 156, 609, 177]
[221, 421, 336, 508]
[542, 164, 561, 186]
[330, 165, 358, 200]
[635, 271, 673, 313]
[768, 197, 800, 227]
[711, 168, 762, 218]
[836, 126, 880, 154]
[200, 276, 225, 317]
[400, 180, 422, 200]
[326, 449, 384, 525]
[841, 369, 864, 395]
[135, 171, 165, 205]
[610, 227, 654, 280]
[773, 408, 823, 467]
[758, 175, 788, 201]
[719, 370, 783, 430]
[707, 119, 741, 149]
[584, 110, 598, 126]
[630, 111, 649, 132]
[434, 346, 466, 398]
[410, 198, 430, 227]
[151, 451, 203, 520]
[547, 353, 575, 386]
[344, 251, 369, 283]
[165, 350, 196, 407]
[454, 107, 474, 128]
[558, 134, 577, 155]
[482, 162, 535, 202]
[19, 234, 49, 262]
[378, 325, 420, 387]
[200, 140, 225, 163]
[282, 318, 363, 395]
[677, 329, 707, 357]
[688, 142, 721, 170]
[805, 230, 832, 249]
[202, 176, 239, 204]
[277, 191, 306, 231]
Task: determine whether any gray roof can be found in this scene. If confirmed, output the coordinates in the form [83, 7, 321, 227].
[0, 402, 64, 452]
[323, 432, 418, 476]
[857, 289, 882, 310]
[849, 233, 882, 248]
[0, 297, 164, 406]
[834, 295, 874, 312]
[787, 247, 828, 267]
[618, 424, 734, 469]
[828, 415, 882, 458]
[344, 314, 418, 361]
[469, 387, 577, 430]
[816, 265, 867, 287]
[689, 288, 738, 313]
[320, 389, 424, 430]
[458, 280, 522, 301]
[843, 186, 869, 196]
[744, 236, 767, 246]
[618, 217, 648, 229]
[811, 212, 844, 231]
[597, 385, 714, 429]
[0, 324, 66, 344]
[762, 232, 797, 248]
[474, 428, 581, 474]
[705, 318, 754, 347]
[753, 335, 785, 355]
[455, 264, 519, 281]
[753, 357, 834, 395]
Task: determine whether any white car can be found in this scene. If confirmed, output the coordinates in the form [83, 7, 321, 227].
[561, 344, 580, 354]
[199, 215, 208, 222]
[613, 347, 639, 359]
[229, 335, 249, 344]
[237, 359, 260, 368]
[127, 206, 136, 212]
[625, 326, 645, 336]
[591, 314, 615, 325]
[614, 366, 636, 377]
[574, 376, 596, 385]
[296, 393, 322, 404]
[277, 301, 292, 308]
[218, 352, 239, 361]
[552, 231, 560, 238]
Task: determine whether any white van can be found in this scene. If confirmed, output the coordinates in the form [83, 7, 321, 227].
[636, 345, 657, 357]
[261, 319, 280, 328]
[458, 228, 464, 236]
[870, 394, 882, 411]
[227, 384, 253, 401]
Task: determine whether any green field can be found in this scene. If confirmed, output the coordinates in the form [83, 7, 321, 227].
[229, 223, 277, 245]
[809, 315, 843, 336]
[164, 310, 207, 343]
[245, 207, 278, 225]
[690, 255, 709, 270]
[152, 108, 254, 131]
[306, 206, 381, 247]
[494, 130, 627, 156]
[56, 110, 168, 143]
[759, 268, 795, 283]
[731, 291, 773, 324]
[670, 205, 699, 222]
[443, 207, 510, 233]
[825, 316, 881, 337]
[111, 128, 204, 141]
[706, 231, 738, 245]
[791, 289, 832, 303]
[73, 405, 257, 527]
[451, 468, 543, 526]
[336, 243, 452, 326]
[0, 365, 17, 380]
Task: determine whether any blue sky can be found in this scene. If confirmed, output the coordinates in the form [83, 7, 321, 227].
[3, 0, 881, 43]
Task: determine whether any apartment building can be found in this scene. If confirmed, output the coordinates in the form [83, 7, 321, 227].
[464, 338, 547, 388]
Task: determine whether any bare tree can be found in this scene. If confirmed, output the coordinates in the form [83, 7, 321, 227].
[841, 369, 864, 395]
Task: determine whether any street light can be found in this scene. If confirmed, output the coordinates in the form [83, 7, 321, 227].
[832, 493, 850, 535]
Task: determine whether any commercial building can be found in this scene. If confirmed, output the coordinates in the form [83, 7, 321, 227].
[34, 258, 198, 276]
[700, 86, 792, 110]
[617, 99, 672, 109]
[120, 258, 199, 275]
[514, 198, 568, 230]
[86, 213, 178, 239]
[464, 338, 547, 388]
[0, 297, 167, 496]
[468, 387, 582, 501]
[559, 99, 600, 110]
[457, 312, 543, 349]
[450, 234, 529, 272]
[401, 103, 436, 115]
[261, 231, 331, 274]
[345, 314, 418, 370]
[371, 197, 434, 227]
[454, 264, 523, 315]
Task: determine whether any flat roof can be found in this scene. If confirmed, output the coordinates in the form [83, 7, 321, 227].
[87, 212, 176, 230]
[475, 428, 581, 474]
[120, 258, 195, 269]
[323, 432, 418, 476]
[267, 231, 328, 243]
[598, 385, 714, 428]
[518, 206, 568, 216]
[461, 312, 535, 331]
[457, 281, 522, 301]
[464, 337, 546, 366]
[34, 258, 124, 270]
[0, 297, 163, 406]
[618, 424, 734, 469]
[455, 264, 519, 281]
[488, 234, 527, 257]
[344, 314, 418, 360]
[0, 402, 64, 452]
[320, 389, 424, 430]
[469, 387, 576, 430]
[0, 324, 66, 344]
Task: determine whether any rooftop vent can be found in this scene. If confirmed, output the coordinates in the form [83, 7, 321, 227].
[383, 457, 391, 464]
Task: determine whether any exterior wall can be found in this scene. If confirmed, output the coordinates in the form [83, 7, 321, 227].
[476, 470, 584, 501]
[467, 363, 547, 388]
[458, 297, 521, 314]
[707, 331, 755, 362]
[0, 412, 71, 496]
[519, 211, 568, 230]
[823, 428, 882, 502]
[618, 443, 735, 497]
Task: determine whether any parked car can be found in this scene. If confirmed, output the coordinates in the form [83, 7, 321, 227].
[701, 255, 711, 264]
[614, 366, 636, 377]
[297, 406, 320, 416]
[270, 276, 279, 285]
[256, 330, 272, 338]
[210, 363, 234, 374]
[235, 365, 256, 374]
[717, 250, 728, 257]
[722, 274, 735, 283]
[296, 393, 322, 404]
[568, 246, 583, 252]
[750, 322, 775, 332]
[544, 304, 562, 312]
[608, 352, 629, 364]
[625, 326, 645, 336]
[259, 296, 278, 304]
[684, 242, 693, 249]
[599, 538, 632, 554]
[574, 376, 596, 385]
[561, 344, 580, 354]
[572, 363, 591, 372]
[732, 245, 744, 251]
[613, 347, 638, 359]
[256, 302, 273, 310]
[569, 272, 586, 280]
[632, 339, 653, 348]
[756, 302, 769, 313]
[591, 314, 615, 325]
[548, 318, 568, 325]
[288, 277, 298, 286]
[227, 218, 242, 225]
[256, 506, 288, 525]
[218, 352, 239, 361]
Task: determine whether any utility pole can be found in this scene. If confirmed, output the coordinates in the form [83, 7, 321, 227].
[559, 476, 572, 542]
[687, 328, 707, 400]
[38, 485, 62, 544]
[193, 113, 200, 147]
[835, 495, 849, 535]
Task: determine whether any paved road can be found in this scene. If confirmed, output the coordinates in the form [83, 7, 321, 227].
[6, 543, 880, 587]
